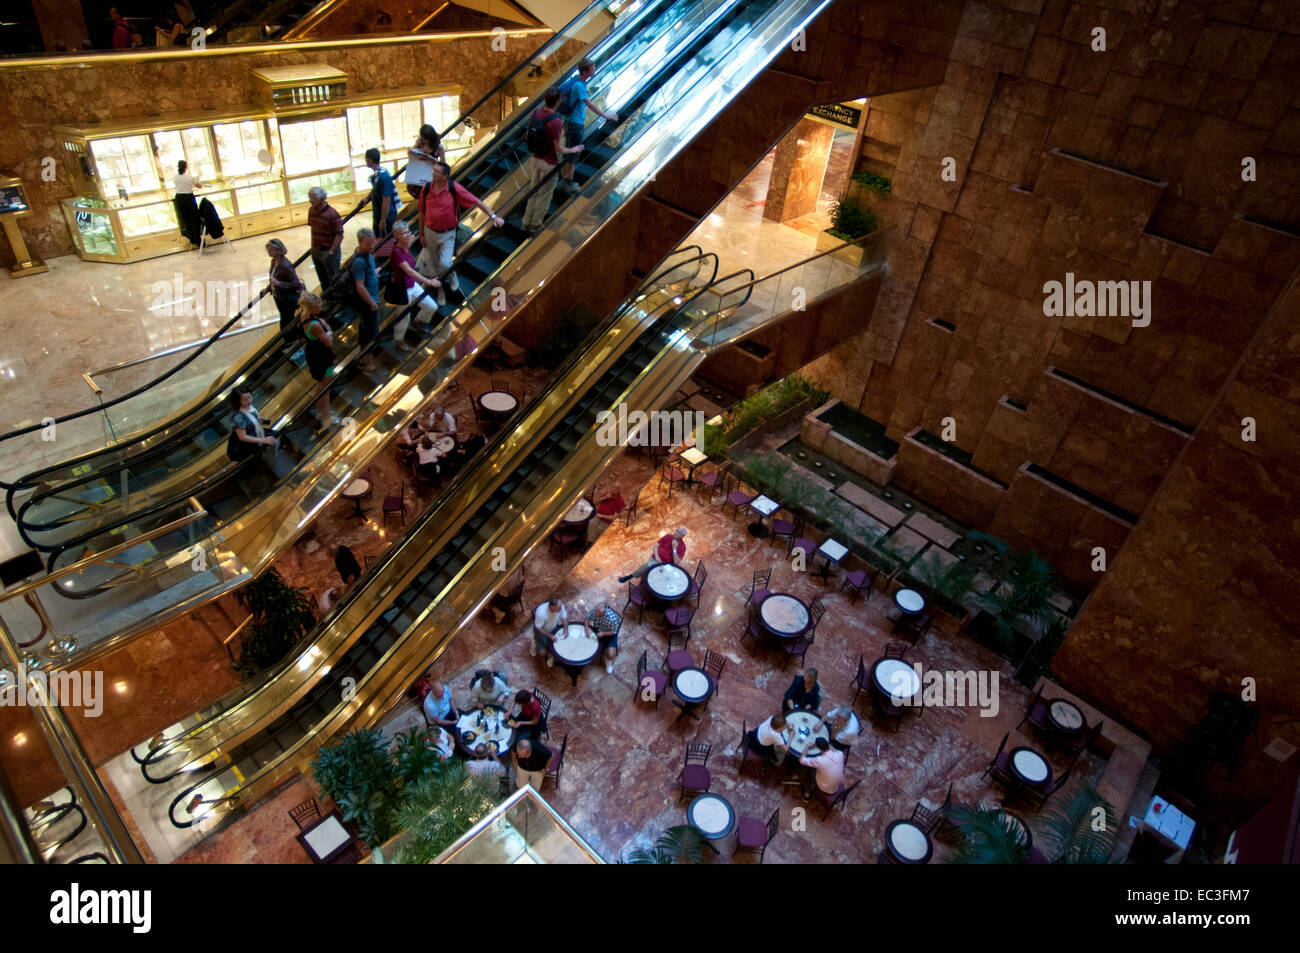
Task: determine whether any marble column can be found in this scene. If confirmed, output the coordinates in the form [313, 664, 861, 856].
[763, 116, 834, 223]
[32, 0, 89, 51]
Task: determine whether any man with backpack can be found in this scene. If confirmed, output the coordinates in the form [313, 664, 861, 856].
[557, 58, 619, 195]
[522, 87, 585, 233]
[417, 160, 504, 307]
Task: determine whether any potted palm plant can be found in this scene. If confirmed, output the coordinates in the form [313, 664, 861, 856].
[623, 825, 707, 863]
[1039, 786, 1118, 863]
[816, 192, 879, 266]
[945, 805, 1030, 864]
[234, 567, 317, 679]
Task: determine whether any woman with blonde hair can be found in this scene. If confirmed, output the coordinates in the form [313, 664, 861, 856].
[297, 292, 336, 426]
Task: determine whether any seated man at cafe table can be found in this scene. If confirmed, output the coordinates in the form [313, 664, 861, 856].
[798, 737, 846, 800]
[532, 597, 568, 667]
[817, 705, 861, 752]
[470, 670, 511, 708]
[749, 712, 791, 765]
[421, 678, 459, 730]
[430, 726, 455, 761]
[581, 598, 622, 673]
[508, 689, 544, 739]
[512, 737, 553, 792]
[617, 526, 687, 584]
[465, 743, 506, 778]
[425, 405, 456, 435]
[782, 668, 821, 713]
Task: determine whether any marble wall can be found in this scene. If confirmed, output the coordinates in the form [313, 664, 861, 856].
[763, 116, 834, 223]
[0, 34, 537, 263]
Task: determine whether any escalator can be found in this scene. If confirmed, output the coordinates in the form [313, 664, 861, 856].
[127, 245, 720, 814]
[5, 0, 832, 663]
[133, 251, 759, 835]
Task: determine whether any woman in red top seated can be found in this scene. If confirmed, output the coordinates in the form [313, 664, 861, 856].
[508, 690, 544, 739]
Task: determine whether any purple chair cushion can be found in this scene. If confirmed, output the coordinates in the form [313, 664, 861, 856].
[752, 588, 770, 604]
[844, 570, 867, 588]
[644, 670, 668, 693]
[681, 764, 710, 789]
[727, 491, 751, 505]
[792, 538, 817, 556]
[736, 816, 769, 848]
[666, 650, 694, 671]
[771, 519, 794, 535]
[665, 607, 691, 626]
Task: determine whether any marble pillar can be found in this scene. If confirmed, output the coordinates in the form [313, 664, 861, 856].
[763, 117, 834, 224]
[32, 0, 89, 51]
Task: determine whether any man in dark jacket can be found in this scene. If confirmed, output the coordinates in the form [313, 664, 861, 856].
[782, 668, 821, 713]
[331, 543, 363, 585]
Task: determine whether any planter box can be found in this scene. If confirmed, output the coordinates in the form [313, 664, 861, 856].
[816, 229, 868, 266]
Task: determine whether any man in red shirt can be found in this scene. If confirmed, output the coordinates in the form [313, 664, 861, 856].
[110, 7, 131, 48]
[521, 87, 584, 234]
[417, 160, 503, 306]
[618, 526, 687, 583]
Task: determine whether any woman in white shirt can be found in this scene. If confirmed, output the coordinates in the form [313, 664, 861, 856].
[172, 160, 202, 248]
[416, 437, 443, 481]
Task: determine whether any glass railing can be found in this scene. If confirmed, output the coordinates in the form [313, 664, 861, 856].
[0, 0, 643, 492]
[428, 786, 604, 864]
[693, 226, 893, 348]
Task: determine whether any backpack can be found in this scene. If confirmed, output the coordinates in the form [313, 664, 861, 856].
[526, 108, 553, 156]
[558, 78, 581, 117]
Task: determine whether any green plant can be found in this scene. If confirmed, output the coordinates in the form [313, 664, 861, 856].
[908, 549, 978, 606]
[945, 805, 1030, 864]
[388, 761, 500, 864]
[708, 374, 829, 456]
[828, 194, 878, 241]
[852, 169, 893, 194]
[979, 549, 1056, 646]
[1160, 692, 1259, 789]
[624, 824, 707, 864]
[1017, 614, 1070, 688]
[311, 727, 404, 847]
[392, 727, 442, 788]
[527, 304, 600, 368]
[1039, 785, 1118, 864]
[234, 567, 317, 679]
[868, 534, 919, 579]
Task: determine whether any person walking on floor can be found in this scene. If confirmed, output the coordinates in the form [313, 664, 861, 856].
[556, 58, 618, 194]
[417, 160, 504, 306]
[521, 87, 584, 233]
[172, 160, 202, 249]
[331, 543, 362, 585]
[307, 187, 344, 291]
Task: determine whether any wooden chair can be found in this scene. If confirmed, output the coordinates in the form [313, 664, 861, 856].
[382, 482, 407, 526]
[841, 566, 879, 604]
[532, 687, 553, 739]
[679, 743, 712, 802]
[544, 733, 568, 791]
[745, 567, 772, 608]
[721, 472, 753, 520]
[289, 797, 321, 830]
[734, 807, 779, 863]
[664, 633, 693, 675]
[623, 579, 649, 623]
[814, 779, 860, 821]
[635, 650, 668, 709]
[702, 648, 726, 699]
[737, 720, 769, 778]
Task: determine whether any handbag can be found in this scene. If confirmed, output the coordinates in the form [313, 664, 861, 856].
[382, 267, 408, 305]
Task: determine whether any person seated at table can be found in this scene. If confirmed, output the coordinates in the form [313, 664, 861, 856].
[425, 406, 456, 436]
[430, 726, 455, 761]
[512, 737, 553, 791]
[470, 671, 510, 708]
[532, 598, 568, 666]
[818, 705, 861, 751]
[782, 668, 821, 713]
[582, 599, 622, 673]
[508, 689, 544, 739]
[416, 436, 444, 481]
[798, 737, 846, 800]
[465, 743, 506, 779]
[421, 679, 458, 729]
[616, 526, 687, 584]
[749, 713, 790, 765]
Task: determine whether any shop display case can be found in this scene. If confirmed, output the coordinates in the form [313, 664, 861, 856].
[54, 70, 462, 264]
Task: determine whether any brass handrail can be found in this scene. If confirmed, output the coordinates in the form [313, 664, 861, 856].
[724, 225, 894, 294]
[85, 320, 278, 383]
[0, 497, 207, 602]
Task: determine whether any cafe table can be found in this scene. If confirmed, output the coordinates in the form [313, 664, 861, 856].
[296, 810, 362, 864]
[479, 390, 519, 425]
[434, 435, 455, 454]
[1048, 699, 1086, 732]
[672, 666, 714, 723]
[340, 478, 371, 519]
[783, 710, 831, 757]
[679, 447, 708, 484]
[747, 494, 780, 538]
[894, 587, 926, 616]
[884, 819, 933, 864]
[455, 704, 514, 758]
[873, 657, 922, 705]
[562, 498, 594, 526]
[759, 593, 810, 638]
[645, 563, 690, 603]
[687, 793, 735, 852]
[1009, 747, 1052, 789]
[551, 622, 601, 686]
[811, 538, 849, 582]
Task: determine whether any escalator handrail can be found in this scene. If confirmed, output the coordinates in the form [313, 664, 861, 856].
[0, 0, 640, 491]
[139, 245, 716, 779]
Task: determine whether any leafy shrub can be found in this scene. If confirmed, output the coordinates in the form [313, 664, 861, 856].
[234, 567, 316, 679]
[389, 761, 500, 864]
[312, 728, 404, 847]
[828, 196, 878, 241]
[851, 169, 893, 194]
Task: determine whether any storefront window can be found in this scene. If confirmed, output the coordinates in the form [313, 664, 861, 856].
[347, 105, 381, 156]
[288, 169, 353, 205]
[90, 136, 161, 197]
[182, 127, 216, 176]
[422, 95, 460, 136]
[214, 120, 270, 178]
[280, 116, 349, 177]
[67, 200, 118, 256]
[235, 181, 286, 213]
[382, 100, 423, 152]
[119, 200, 179, 238]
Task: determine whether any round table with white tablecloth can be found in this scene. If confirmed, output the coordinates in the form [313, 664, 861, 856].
[455, 705, 514, 757]
[1010, 747, 1052, 787]
[562, 498, 594, 525]
[687, 793, 734, 842]
[759, 593, 810, 638]
[645, 563, 689, 601]
[782, 710, 830, 757]
[894, 587, 926, 615]
[671, 667, 714, 723]
[885, 819, 933, 864]
[873, 657, 922, 703]
[550, 622, 600, 686]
